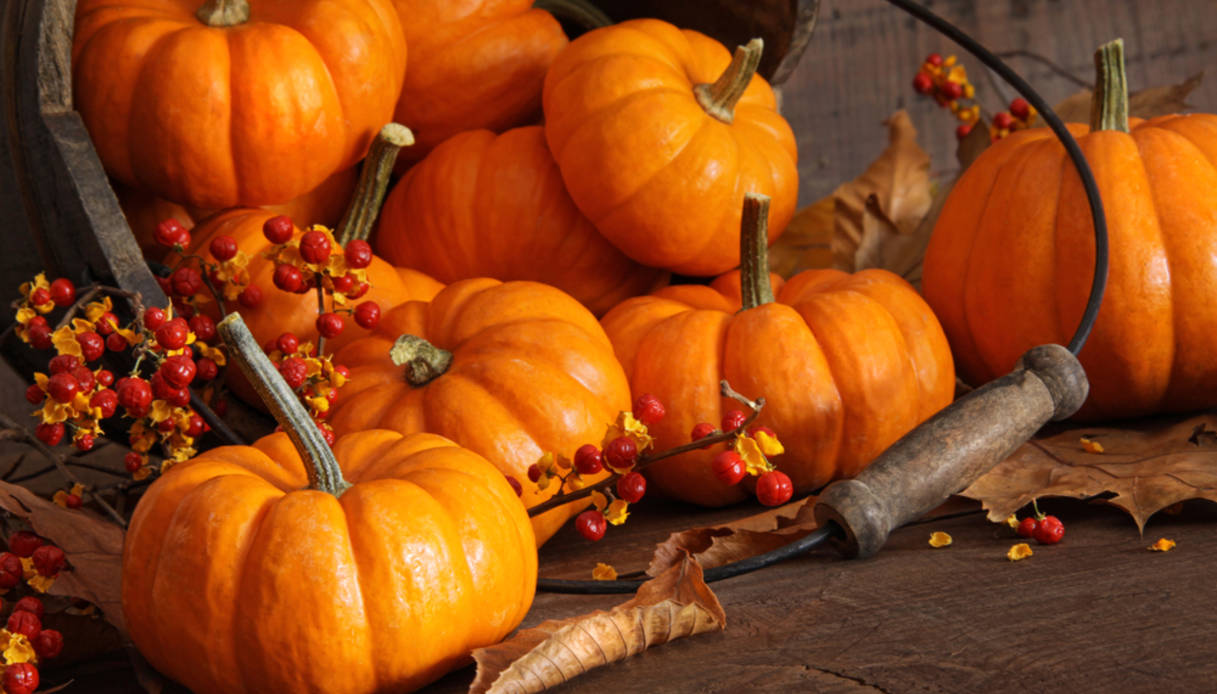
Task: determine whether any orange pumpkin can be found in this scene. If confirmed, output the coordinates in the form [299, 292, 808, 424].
[390, 0, 567, 160]
[73, 0, 407, 209]
[542, 19, 798, 276]
[124, 315, 536, 694]
[330, 278, 632, 543]
[376, 126, 668, 315]
[600, 195, 954, 506]
[922, 40, 1217, 420]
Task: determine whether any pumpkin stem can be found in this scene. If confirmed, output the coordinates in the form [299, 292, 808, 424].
[217, 314, 350, 496]
[196, 0, 250, 27]
[391, 335, 453, 387]
[694, 38, 764, 125]
[739, 193, 775, 310]
[337, 123, 414, 245]
[1089, 39, 1129, 133]
[532, 0, 613, 29]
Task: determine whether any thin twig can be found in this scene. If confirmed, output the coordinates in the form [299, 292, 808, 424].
[315, 284, 328, 356]
[527, 380, 766, 517]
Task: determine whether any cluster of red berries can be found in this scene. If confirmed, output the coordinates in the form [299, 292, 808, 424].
[700, 416, 793, 507]
[264, 331, 351, 446]
[0, 532, 67, 694]
[1015, 513, 1065, 545]
[154, 219, 259, 310]
[17, 279, 77, 351]
[912, 52, 1037, 142]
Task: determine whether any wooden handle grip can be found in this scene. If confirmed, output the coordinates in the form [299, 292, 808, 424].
[813, 344, 1088, 558]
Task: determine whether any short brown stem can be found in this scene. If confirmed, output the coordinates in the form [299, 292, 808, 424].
[739, 193, 774, 310]
[693, 38, 764, 124]
[391, 335, 453, 387]
[337, 124, 413, 245]
[218, 314, 349, 495]
[532, 0, 613, 30]
[196, 0, 249, 26]
[1089, 39, 1129, 133]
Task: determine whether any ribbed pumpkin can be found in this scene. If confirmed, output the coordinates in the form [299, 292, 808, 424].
[390, 0, 567, 160]
[123, 315, 536, 694]
[376, 126, 667, 315]
[601, 195, 954, 506]
[922, 40, 1217, 420]
[73, 0, 406, 209]
[542, 18, 798, 276]
[330, 278, 632, 543]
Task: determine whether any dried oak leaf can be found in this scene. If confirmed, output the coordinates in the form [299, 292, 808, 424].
[469, 555, 725, 694]
[1052, 72, 1203, 123]
[0, 480, 125, 634]
[960, 412, 1217, 531]
[767, 194, 833, 278]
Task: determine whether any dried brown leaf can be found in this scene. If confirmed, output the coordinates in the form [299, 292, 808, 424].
[960, 412, 1217, 532]
[469, 556, 725, 694]
[0, 480, 125, 634]
[647, 496, 817, 576]
[956, 118, 992, 171]
[767, 194, 834, 277]
[1053, 72, 1203, 123]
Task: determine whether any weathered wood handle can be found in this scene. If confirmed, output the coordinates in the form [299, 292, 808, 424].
[814, 344, 1088, 558]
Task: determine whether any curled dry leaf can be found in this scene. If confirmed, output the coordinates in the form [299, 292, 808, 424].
[469, 555, 725, 694]
[0, 479, 125, 635]
[1052, 72, 1203, 123]
[960, 413, 1217, 532]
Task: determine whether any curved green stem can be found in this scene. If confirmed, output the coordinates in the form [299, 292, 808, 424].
[196, 0, 249, 26]
[694, 38, 764, 124]
[532, 0, 613, 30]
[337, 123, 414, 245]
[391, 335, 453, 387]
[1089, 39, 1129, 133]
[739, 193, 775, 311]
[218, 314, 349, 496]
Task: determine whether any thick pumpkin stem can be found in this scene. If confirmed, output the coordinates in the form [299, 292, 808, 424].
[338, 124, 414, 245]
[739, 193, 775, 310]
[218, 314, 350, 496]
[196, 0, 250, 26]
[1090, 39, 1129, 133]
[391, 335, 453, 387]
[532, 0, 613, 29]
[694, 38, 764, 125]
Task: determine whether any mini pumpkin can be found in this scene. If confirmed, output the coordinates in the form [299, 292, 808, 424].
[922, 40, 1217, 420]
[601, 194, 954, 506]
[376, 126, 667, 315]
[73, 0, 407, 209]
[123, 315, 536, 694]
[330, 278, 632, 543]
[542, 19, 798, 276]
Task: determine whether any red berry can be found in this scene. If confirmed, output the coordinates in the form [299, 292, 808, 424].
[756, 470, 794, 507]
[117, 377, 153, 418]
[616, 471, 646, 503]
[46, 372, 78, 403]
[90, 388, 118, 419]
[505, 475, 523, 497]
[721, 410, 748, 432]
[33, 629, 62, 660]
[353, 301, 380, 329]
[238, 285, 263, 307]
[955, 123, 973, 140]
[155, 318, 189, 350]
[575, 509, 607, 541]
[106, 332, 128, 352]
[154, 218, 189, 247]
[157, 417, 176, 433]
[6, 610, 40, 640]
[526, 464, 542, 483]
[95, 311, 119, 335]
[691, 422, 717, 447]
[0, 554, 21, 589]
[632, 393, 665, 426]
[275, 332, 300, 355]
[299, 230, 332, 264]
[63, 492, 83, 507]
[24, 385, 43, 405]
[73, 433, 94, 452]
[347, 282, 370, 300]
[993, 111, 1014, 129]
[1009, 97, 1031, 120]
[76, 331, 105, 362]
[940, 80, 963, 100]
[912, 72, 933, 94]
[143, 307, 167, 330]
[573, 444, 603, 476]
[49, 278, 76, 307]
[125, 452, 144, 473]
[272, 264, 304, 293]
[209, 234, 239, 261]
[195, 357, 218, 382]
[331, 273, 356, 295]
[170, 266, 203, 297]
[334, 364, 351, 380]
[317, 422, 336, 446]
[26, 317, 52, 350]
[185, 413, 206, 437]
[48, 355, 78, 375]
[12, 596, 43, 620]
[344, 240, 373, 269]
[189, 314, 217, 343]
[925, 52, 944, 66]
[97, 369, 114, 387]
[29, 287, 50, 307]
[3, 663, 38, 694]
[1033, 515, 1065, 545]
[71, 366, 95, 393]
[278, 357, 308, 389]
[1016, 516, 1037, 538]
[316, 313, 344, 339]
[262, 215, 295, 244]
[35, 422, 64, 447]
[31, 544, 66, 576]
[160, 354, 197, 388]
[711, 451, 747, 486]
[8, 532, 42, 558]
[603, 436, 638, 469]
